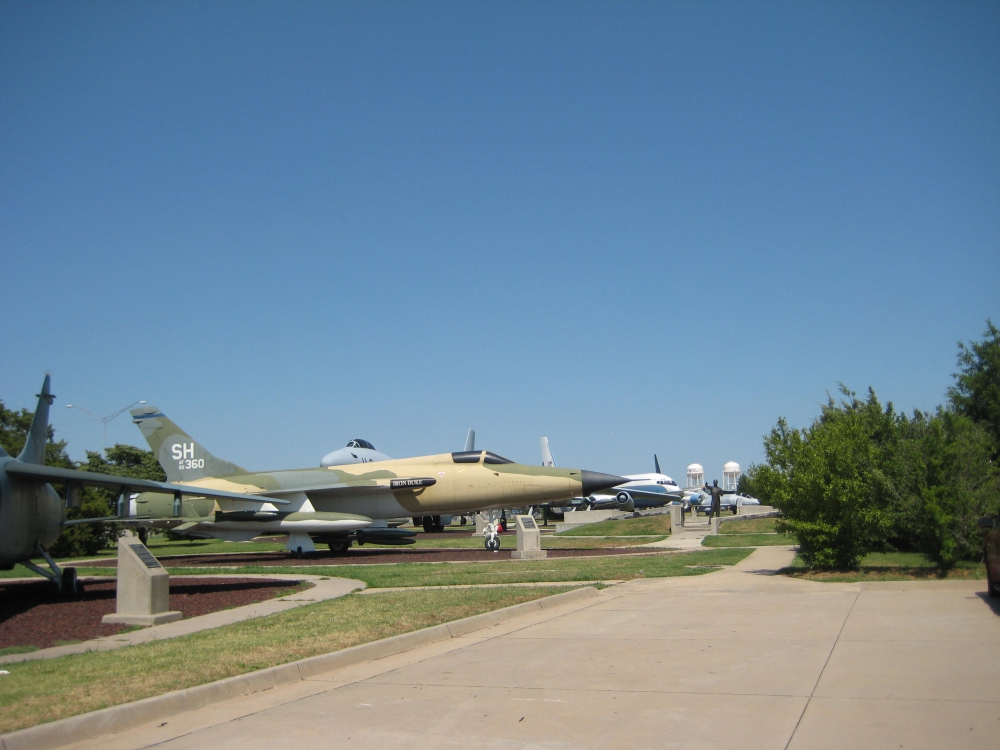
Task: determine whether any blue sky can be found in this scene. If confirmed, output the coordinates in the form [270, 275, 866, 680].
[2, 1, 997, 480]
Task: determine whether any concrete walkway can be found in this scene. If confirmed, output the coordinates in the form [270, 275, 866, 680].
[0, 575, 365, 665]
[44, 547, 1000, 749]
[646, 511, 715, 549]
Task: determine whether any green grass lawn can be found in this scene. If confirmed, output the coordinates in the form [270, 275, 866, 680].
[719, 517, 777, 534]
[782, 550, 987, 582]
[702, 533, 794, 548]
[542, 536, 667, 548]
[0, 565, 116, 579]
[0, 586, 575, 735]
[169, 548, 752, 588]
[554, 515, 672, 536]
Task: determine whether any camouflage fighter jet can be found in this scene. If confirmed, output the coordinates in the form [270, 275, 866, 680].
[0, 377, 352, 591]
[129, 406, 626, 553]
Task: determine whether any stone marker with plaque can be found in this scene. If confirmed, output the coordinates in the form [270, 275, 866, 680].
[102, 531, 182, 627]
[511, 514, 547, 560]
[670, 504, 684, 529]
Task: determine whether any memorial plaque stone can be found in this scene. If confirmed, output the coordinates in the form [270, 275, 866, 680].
[511, 514, 547, 560]
[102, 532, 182, 627]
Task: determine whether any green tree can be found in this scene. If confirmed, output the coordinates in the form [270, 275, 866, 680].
[891, 410, 1000, 571]
[0, 400, 73, 469]
[742, 388, 899, 569]
[948, 319, 1000, 452]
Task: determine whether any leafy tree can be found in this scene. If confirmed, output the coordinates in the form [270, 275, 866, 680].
[948, 320, 1000, 453]
[743, 388, 899, 569]
[82, 444, 167, 483]
[891, 410, 1000, 571]
[0, 400, 73, 469]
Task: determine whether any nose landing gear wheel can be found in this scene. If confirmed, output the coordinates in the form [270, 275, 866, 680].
[485, 535, 500, 552]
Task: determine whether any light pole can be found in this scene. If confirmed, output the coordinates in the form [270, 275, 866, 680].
[66, 400, 147, 450]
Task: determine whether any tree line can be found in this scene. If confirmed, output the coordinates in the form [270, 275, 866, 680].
[741, 320, 1000, 571]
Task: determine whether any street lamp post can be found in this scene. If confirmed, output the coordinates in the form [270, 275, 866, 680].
[66, 400, 147, 450]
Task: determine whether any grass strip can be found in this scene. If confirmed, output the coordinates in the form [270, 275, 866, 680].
[780, 551, 987, 582]
[169, 548, 752, 588]
[702, 533, 794, 548]
[719, 517, 777, 534]
[0, 586, 571, 735]
[554, 515, 672, 536]
[0, 566, 116, 580]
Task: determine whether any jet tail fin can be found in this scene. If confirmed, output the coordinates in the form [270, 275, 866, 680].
[131, 406, 247, 482]
[541, 437, 556, 467]
[18, 374, 54, 465]
[464, 429, 476, 452]
[655, 454, 661, 474]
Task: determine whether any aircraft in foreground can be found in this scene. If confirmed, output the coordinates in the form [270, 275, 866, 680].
[130, 407, 625, 553]
[319, 430, 477, 532]
[0, 376, 321, 591]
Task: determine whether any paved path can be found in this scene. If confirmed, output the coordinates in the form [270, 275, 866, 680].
[59, 547, 1000, 750]
[0, 575, 365, 665]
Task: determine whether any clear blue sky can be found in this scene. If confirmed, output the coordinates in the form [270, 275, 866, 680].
[2, 1, 997, 481]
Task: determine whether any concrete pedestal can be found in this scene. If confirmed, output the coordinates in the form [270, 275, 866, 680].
[102, 532, 181, 627]
[511, 515, 546, 560]
[670, 504, 684, 529]
[711, 517, 721, 535]
[473, 513, 488, 536]
[737, 505, 775, 516]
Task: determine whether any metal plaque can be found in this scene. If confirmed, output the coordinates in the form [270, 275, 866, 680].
[130, 544, 162, 569]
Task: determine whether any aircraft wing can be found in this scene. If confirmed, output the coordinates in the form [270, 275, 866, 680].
[3, 463, 291, 505]
[621, 488, 685, 503]
[261, 477, 438, 499]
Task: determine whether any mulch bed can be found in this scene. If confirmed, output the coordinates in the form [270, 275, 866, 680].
[0, 577, 309, 651]
[85, 545, 661, 568]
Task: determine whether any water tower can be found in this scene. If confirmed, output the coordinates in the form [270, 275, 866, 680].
[686, 463, 704, 489]
[723, 461, 741, 492]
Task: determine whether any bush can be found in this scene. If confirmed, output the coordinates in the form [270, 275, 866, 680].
[744, 388, 898, 569]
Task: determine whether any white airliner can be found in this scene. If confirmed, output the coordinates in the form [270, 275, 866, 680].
[541, 438, 683, 512]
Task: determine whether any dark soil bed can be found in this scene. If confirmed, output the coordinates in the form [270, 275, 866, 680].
[0, 577, 310, 651]
[87, 545, 660, 568]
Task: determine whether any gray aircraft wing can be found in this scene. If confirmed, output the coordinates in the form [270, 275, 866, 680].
[261, 477, 438, 499]
[3, 463, 291, 505]
[619, 487, 685, 503]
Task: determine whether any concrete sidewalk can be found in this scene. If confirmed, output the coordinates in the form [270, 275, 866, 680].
[46, 547, 1000, 749]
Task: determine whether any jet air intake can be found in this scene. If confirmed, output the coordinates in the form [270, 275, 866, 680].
[580, 471, 629, 496]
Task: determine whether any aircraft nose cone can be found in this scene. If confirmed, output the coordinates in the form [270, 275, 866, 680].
[580, 470, 629, 495]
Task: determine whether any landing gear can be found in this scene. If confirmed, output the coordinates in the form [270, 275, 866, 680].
[422, 516, 445, 533]
[483, 516, 501, 551]
[138, 527, 148, 544]
[328, 541, 352, 554]
[61, 567, 78, 597]
[22, 543, 80, 596]
[987, 558, 999, 599]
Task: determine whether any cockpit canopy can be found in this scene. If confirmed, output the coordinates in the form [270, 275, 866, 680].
[450, 450, 515, 465]
[346, 439, 376, 450]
